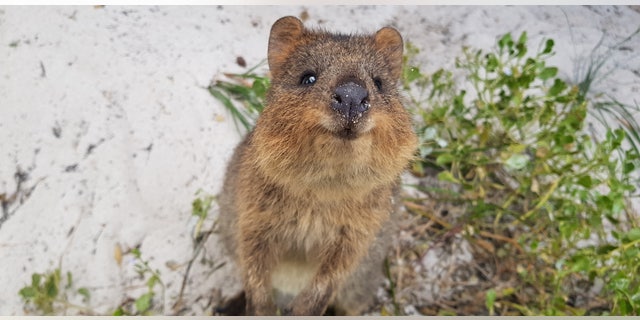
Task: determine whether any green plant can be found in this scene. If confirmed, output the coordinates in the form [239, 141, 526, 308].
[569, 25, 640, 158]
[172, 192, 225, 313]
[191, 192, 217, 243]
[404, 32, 639, 315]
[19, 245, 169, 316]
[113, 247, 165, 315]
[19, 269, 91, 315]
[208, 60, 270, 133]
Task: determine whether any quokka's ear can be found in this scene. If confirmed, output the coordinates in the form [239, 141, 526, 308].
[374, 27, 404, 80]
[268, 16, 305, 74]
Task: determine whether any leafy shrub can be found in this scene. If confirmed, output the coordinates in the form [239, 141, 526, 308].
[404, 32, 639, 315]
[112, 247, 165, 315]
[19, 269, 90, 315]
[208, 61, 270, 133]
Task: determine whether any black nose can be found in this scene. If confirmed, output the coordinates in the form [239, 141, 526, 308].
[331, 82, 369, 123]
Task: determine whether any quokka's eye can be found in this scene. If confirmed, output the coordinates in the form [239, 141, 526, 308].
[300, 72, 317, 86]
[373, 77, 383, 91]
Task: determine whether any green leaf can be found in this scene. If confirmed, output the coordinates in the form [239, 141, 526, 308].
[135, 292, 153, 313]
[19, 286, 37, 299]
[485, 288, 497, 315]
[131, 247, 141, 258]
[617, 298, 632, 315]
[515, 42, 527, 58]
[31, 273, 41, 287]
[596, 244, 617, 255]
[405, 66, 422, 83]
[78, 287, 90, 301]
[485, 53, 499, 72]
[147, 274, 159, 289]
[251, 78, 268, 98]
[612, 197, 625, 215]
[612, 230, 621, 240]
[530, 240, 539, 251]
[44, 274, 59, 298]
[539, 67, 558, 80]
[192, 198, 208, 218]
[505, 154, 529, 170]
[577, 175, 593, 188]
[113, 307, 126, 316]
[611, 276, 630, 291]
[498, 33, 513, 50]
[570, 254, 590, 272]
[624, 228, 640, 242]
[623, 161, 635, 175]
[548, 78, 567, 96]
[623, 247, 639, 259]
[436, 153, 455, 166]
[432, 105, 448, 120]
[542, 39, 554, 54]
[437, 171, 459, 183]
[517, 31, 528, 45]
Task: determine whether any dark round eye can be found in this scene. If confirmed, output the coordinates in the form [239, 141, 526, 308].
[373, 77, 383, 91]
[300, 72, 317, 86]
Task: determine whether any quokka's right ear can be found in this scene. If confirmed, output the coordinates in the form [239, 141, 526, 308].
[374, 27, 403, 80]
[268, 16, 304, 74]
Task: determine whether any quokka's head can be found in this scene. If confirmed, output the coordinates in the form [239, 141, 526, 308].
[263, 16, 407, 140]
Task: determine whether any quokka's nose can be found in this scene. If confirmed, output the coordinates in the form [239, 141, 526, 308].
[331, 82, 369, 123]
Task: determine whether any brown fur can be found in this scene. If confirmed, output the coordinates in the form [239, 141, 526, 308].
[217, 16, 417, 316]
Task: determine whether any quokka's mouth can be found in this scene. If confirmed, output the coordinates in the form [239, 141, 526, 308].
[334, 127, 359, 140]
[326, 103, 380, 139]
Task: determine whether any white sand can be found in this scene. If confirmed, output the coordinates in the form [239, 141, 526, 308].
[1, 5, 638, 315]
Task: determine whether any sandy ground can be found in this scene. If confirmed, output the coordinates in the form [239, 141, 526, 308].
[1, 5, 638, 315]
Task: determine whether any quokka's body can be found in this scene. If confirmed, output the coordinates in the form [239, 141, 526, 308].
[217, 16, 418, 316]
